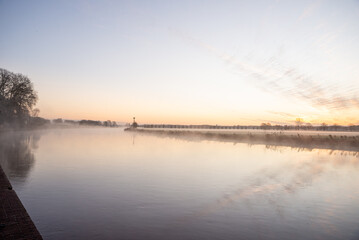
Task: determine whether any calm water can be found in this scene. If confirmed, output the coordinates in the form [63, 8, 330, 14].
[1, 128, 359, 240]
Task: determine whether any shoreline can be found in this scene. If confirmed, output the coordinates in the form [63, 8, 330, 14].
[127, 128, 359, 152]
[0, 165, 42, 239]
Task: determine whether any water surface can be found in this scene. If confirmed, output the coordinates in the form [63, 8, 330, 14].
[1, 128, 358, 239]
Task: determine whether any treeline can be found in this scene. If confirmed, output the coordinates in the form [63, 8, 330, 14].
[0, 68, 49, 129]
[258, 123, 359, 131]
[52, 118, 119, 127]
[79, 119, 118, 127]
[140, 123, 359, 132]
[0, 68, 120, 130]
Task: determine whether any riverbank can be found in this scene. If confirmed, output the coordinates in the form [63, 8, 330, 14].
[0, 166, 42, 239]
[127, 128, 359, 152]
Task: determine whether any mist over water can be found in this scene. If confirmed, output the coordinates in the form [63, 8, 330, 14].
[1, 128, 359, 240]
[0, 131, 40, 183]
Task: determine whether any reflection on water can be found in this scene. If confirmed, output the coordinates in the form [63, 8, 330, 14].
[0, 131, 41, 183]
[0, 128, 359, 240]
[132, 128, 359, 152]
[179, 149, 359, 220]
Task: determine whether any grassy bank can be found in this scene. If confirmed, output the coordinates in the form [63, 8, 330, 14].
[126, 128, 359, 152]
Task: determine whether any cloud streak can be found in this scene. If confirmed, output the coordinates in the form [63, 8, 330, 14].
[169, 28, 359, 114]
[298, 0, 322, 21]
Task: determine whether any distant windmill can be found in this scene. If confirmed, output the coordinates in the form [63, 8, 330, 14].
[132, 117, 138, 128]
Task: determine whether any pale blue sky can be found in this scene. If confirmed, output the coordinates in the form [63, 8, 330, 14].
[1, 0, 359, 124]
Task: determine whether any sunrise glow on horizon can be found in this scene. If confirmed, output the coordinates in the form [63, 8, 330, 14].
[1, 0, 359, 125]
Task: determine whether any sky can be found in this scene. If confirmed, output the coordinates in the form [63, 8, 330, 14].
[1, 0, 359, 125]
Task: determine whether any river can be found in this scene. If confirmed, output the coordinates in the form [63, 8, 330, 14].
[0, 127, 358, 239]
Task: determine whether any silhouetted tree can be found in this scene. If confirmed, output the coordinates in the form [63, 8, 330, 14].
[64, 119, 78, 124]
[53, 118, 63, 124]
[0, 68, 38, 127]
[29, 117, 50, 127]
[331, 123, 339, 131]
[104, 120, 113, 127]
[260, 123, 271, 130]
[31, 108, 40, 117]
[320, 122, 328, 131]
[79, 120, 102, 126]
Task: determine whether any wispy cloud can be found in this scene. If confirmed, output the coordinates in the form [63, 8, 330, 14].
[298, 0, 322, 21]
[267, 111, 296, 118]
[169, 28, 359, 114]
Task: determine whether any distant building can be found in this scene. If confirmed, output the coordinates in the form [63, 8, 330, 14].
[132, 117, 138, 128]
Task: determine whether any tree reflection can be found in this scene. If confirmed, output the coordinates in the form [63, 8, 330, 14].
[0, 131, 41, 181]
[132, 129, 359, 152]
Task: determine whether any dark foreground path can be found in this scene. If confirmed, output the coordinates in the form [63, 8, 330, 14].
[0, 166, 42, 240]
